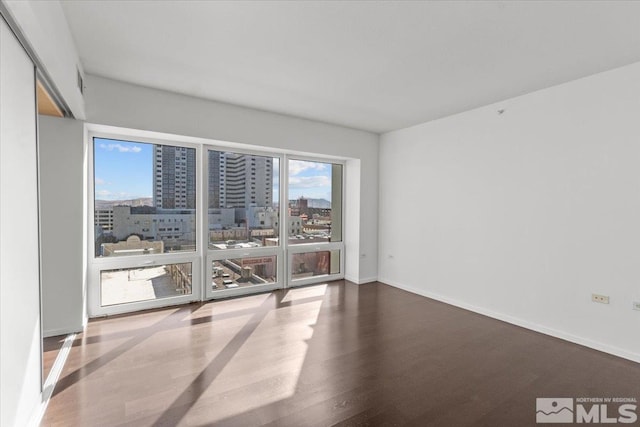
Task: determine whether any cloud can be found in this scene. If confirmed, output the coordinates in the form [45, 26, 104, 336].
[288, 160, 328, 176]
[95, 189, 113, 197]
[95, 177, 106, 185]
[288, 175, 331, 189]
[98, 143, 142, 153]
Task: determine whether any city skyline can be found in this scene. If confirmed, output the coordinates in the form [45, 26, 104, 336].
[94, 138, 334, 203]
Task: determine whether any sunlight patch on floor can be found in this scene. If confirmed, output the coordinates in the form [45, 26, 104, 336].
[280, 284, 328, 303]
[184, 289, 327, 424]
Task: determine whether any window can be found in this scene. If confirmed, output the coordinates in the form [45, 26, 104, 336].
[211, 256, 277, 291]
[90, 131, 345, 313]
[287, 160, 342, 245]
[291, 250, 341, 279]
[93, 138, 196, 258]
[285, 159, 344, 287]
[207, 150, 279, 250]
[100, 262, 192, 306]
[89, 134, 200, 317]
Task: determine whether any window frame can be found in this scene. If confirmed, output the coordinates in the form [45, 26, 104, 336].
[87, 130, 203, 316]
[204, 146, 282, 251]
[284, 155, 346, 288]
[203, 146, 283, 299]
[88, 253, 201, 316]
[86, 126, 347, 314]
[205, 246, 283, 299]
[287, 242, 345, 287]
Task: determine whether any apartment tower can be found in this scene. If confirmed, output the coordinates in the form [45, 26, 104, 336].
[153, 145, 196, 209]
[208, 151, 273, 209]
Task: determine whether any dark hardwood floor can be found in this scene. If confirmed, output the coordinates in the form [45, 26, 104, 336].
[41, 281, 640, 426]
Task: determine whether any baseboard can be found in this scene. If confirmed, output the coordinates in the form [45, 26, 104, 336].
[44, 325, 83, 338]
[345, 275, 377, 285]
[379, 277, 640, 364]
[29, 333, 76, 427]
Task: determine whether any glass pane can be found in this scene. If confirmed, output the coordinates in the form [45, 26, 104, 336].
[287, 160, 342, 245]
[211, 256, 277, 291]
[291, 250, 340, 280]
[208, 150, 279, 249]
[100, 262, 192, 306]
[94, 138, 197, 257]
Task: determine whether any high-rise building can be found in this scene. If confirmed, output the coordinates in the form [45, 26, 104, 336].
[94, 207, 114, 231]
[154, 148, 272, 210]
[208, 152, 273, 209]
[153, 145, 196, 209]
[208, 150, 221, 208]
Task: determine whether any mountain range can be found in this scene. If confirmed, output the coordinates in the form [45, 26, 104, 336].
[95, 197, 152, 209]
[95, 197, 331, 209]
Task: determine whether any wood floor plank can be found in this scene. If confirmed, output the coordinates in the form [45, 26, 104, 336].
[41, 281, 640, 426]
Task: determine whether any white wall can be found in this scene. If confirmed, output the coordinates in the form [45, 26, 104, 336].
[84, 74, 379, 283]
[2, 0, 85, 119]
[39, 116, 85, 336]
[379, 61, 640, 363]
[0, 18, 41, 427]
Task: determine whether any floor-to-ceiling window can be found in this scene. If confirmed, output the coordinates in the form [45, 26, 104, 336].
[88, 135, 201, 316]
[287, 158, 344, 286]
[87, 132, 345, 315]
[204, 149, 283, 299]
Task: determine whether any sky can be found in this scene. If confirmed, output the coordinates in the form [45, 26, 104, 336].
[94, 138, 152, 200]
[94, 137, 334, 202]
[287, 160, 333, 201]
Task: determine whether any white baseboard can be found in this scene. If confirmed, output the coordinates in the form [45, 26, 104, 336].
[379, 277, 640, 364]
[345, 275, 377, 285]
[29, 333, 76, 427]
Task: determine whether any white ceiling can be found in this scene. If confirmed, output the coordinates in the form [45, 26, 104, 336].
[61, 1, 640, 134]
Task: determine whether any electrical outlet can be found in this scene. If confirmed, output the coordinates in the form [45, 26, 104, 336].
[633, 301, 640, 311]
[592, 294, 609, 304]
